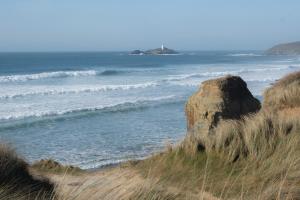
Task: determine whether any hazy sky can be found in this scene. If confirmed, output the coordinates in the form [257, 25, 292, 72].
[0, 0, 300, 52]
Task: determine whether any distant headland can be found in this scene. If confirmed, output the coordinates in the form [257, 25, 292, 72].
[130, 45, 179, 55]
[266, 41, 300, 55]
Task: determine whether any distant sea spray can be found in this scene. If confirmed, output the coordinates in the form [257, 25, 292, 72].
[227, 53, 263, 57]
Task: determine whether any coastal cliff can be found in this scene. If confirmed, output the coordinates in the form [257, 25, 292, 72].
[266, 41, 300, 55]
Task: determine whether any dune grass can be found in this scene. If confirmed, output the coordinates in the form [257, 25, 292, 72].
[133, 71, 300, 199]
[32, 159, 83, 175]
[135, 110, 300, 199]
[0, 144, 56, 200]
[263, 71, 300, 110]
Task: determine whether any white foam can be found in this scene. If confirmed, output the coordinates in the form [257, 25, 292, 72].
[167, 77, 277, 88]
[0, 82, 159, 99]
[0, 95, 176, 120]
[245, 77, 277, 82]
[227, 53, 262, 57]
[0, 70, 97, 83]
[165, 65, 300, 82]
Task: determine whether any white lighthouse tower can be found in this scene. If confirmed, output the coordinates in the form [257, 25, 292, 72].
[161, 44, 164, 51]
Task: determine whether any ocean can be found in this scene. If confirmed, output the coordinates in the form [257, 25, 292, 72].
[0, 51, 299, 169]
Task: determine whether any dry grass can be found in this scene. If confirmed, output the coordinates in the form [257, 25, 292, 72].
[263, 71, 300, 110]
[48, 164, 218, 200]
[32, 159, 83, 175]
[134, 71, 300, 199]
[136, 110, 300, 199]
[0, 144, 56, 200]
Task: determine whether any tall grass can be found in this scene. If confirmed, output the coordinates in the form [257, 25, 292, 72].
[135, 71, 300, 199]
[0, 144, 55, 200]
[263, 71, 300, 110]
[136, 111, 300, 199]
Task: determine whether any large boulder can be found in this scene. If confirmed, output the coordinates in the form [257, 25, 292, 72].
[185, 75, 261, 131]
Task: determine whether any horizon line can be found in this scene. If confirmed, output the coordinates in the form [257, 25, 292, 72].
[0, 49, 264, 53]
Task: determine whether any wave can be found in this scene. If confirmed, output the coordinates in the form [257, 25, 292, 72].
[245, 77, 277, 82]
[3, 64, 298, 99]
[0, 82, 159, 99]
[167, 77, 277, 88]
[0, 68, 167, 83]
[0, 70, 98, 83]
[165, 65, 300, 82]
[100, 70, 121, 76]
[227, 53, 262, 57]
[0, 95, 179, 121]
[79, 156, 149, 170]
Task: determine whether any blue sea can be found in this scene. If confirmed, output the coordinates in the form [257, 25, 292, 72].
[0, 51, 299, 169]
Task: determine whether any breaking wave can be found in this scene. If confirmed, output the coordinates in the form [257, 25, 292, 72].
[0, 95, 178, 121]
[227, 53, 262, 57]
[165, 65, 300, 82]
[0, 82, 159, 99]
[100, 70, 121, 76]
[0, 70, 98, 83]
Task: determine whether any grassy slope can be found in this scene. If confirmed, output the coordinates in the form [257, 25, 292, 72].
[49, 164, 218, 200]
[133, 71, 300, 199]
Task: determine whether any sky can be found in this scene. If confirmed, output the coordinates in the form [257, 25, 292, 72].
[0, 0, 300, 52]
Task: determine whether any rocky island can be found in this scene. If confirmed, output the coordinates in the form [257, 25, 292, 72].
[266, 41, 300, 55]
[130, 45, 179, 55]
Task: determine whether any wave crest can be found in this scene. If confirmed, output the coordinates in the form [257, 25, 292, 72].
[0, 82, 159, 99]
[0, 70, 97, 83]
[0, 95, 178, 121]
[165, 65, 299, 82]
[100, 70, 120, 76]
[227, 53, 262, 57]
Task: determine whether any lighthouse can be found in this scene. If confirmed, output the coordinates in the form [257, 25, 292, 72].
[161, 44, 164, 51]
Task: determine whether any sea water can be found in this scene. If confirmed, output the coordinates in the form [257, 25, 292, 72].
[0, 51, 299, 169]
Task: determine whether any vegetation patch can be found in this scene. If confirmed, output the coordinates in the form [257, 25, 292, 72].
[0, 144, 55, 200]
[32, 159, 83, 175]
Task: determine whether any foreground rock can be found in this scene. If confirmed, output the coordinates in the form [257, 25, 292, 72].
[185, 75, 261, 131]
[265, 41, 300, 55]
[184, 72, 299, 155]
